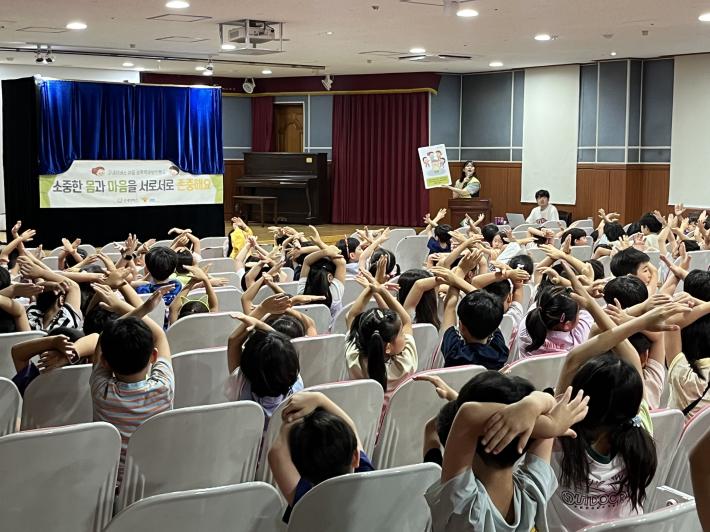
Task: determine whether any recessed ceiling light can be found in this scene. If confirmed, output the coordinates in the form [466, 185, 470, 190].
[410, 47, 425, 53]
[610, 52, 617, 56]
[489, 62, 503, 67]
[221, 44, 236, 50]
[66, 22, 87, 29]
[135, 67, 145, 71]
[407, 55, 426, 61]
[457, 8, 478, 17]
[122, 62, 134, 67]
[326, 31, 333, 35]
[700, 13, 710, 21]
[166, 1, 190, 7]
[203, 70, 213, 76]
[262, 69, 272, 74]
[195, 66, 205, 71]
[535, 34, 551, 41]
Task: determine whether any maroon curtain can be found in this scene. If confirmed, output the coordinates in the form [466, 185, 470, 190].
[251, 96, 275, 152]
[332, 93, 429, 226]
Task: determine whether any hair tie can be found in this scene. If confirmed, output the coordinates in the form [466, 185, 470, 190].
[372, 330, 381, 337]
[631, 415, 642, 428]
[559, 313, 566, 323]
[376, 309, 384, 319]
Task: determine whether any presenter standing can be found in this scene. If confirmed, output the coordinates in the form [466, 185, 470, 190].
[439, 160, 480, 198]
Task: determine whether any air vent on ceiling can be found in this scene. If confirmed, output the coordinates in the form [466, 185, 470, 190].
[16, 27, 68, 33]
[147, 14, 212, 22]
[359, 51, 403, 57]
[155, 36, 209, 43]
[399, 54, 473, 62]
[399, 0, 477, 5]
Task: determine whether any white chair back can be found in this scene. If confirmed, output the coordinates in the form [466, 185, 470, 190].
[0, 423, 121, 532]
[331, 299, 379, 335]
[136, 293, 166, 327]
[542, 220, 566, 229]
[257, 380, 385, 491]
[373, 365, 487, 469]
[102, 252, 122, 263]
[578, 501, 700, 532]
[513, 223, 536, 232]
[499, 313, 515, 346]
[512, 230, 528, 241]
[413, 323, 440, 372]
[528, 247, 547, 263]
[200, 236, 228, 249]
[292, 334, 348, 387]
[212, 272, 244, 289]
[644, 409, 686, 512]
[119, 402, 264, 511]
[172, 347, 230, 409]
[394, 235, 429, 273]
[645, 250, 661, 269]
[522, 283, 533, 313]
[79, 244, 97, 255]
[49, 246, 65, 257]
[41, 256, 59, 270]
[253, 281, 300, 304]
[686, 249, 710, 272]
[200, 247, 224, 259]
[167, 312, 235, 355]
[570, 245, 592, 261]
[664, 405, 710, 496]
[380, 228, 416, 253]
[0, 330, 47, 379]
[281, 266, 295, 282]
[106, 482, 284, 532]
[21, 364, 93, 430]
[153, 240, 174, 248]
[507, 352, 566, 391]
[576, 219, 594, 228]
[342, 277, 365, 306]
[287, 463, 441, 532]
[187, 287, 242, 313]
[598, 255, 612, 277]
[293, 304, 331, 335]
[0, 377, 20, 436]
[198, 257, 236, 274]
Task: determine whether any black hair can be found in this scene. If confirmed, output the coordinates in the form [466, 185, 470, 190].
[240, 265, 275, 292]
[639, 212, 662, 234]
[590, 229, 599, 242]
[535, 189, 550, 200]
[435, 400, 458, 447]
[560, 353, 657, 510]
[178, 300, 210, 320]
[226, 229, 235, 258]
[289, 408, 357, 485]
[457, 291, 504, 340]
[145, 246, 178, 281]
[294, 242, 315, 266]
[65, 248, 87, 269]
[482, 279, 512, 303]
[175, 249, 193, 275]
[47, 326, 85, 342]
[455, 371, 535, 467]
[525, 285, 579, 352]
[628, 332, 652, 356]
[561, 228, 588, 246]
[626, 222, 642, 237]
[602, 276, 647, 308]
[508, 255, 534, 276]
[585, 259, 605, 281]
[0, 268, 11, 290]
[604, 222, 626, 243]
[368, 248, 400, 278]
[681, 240, 701, 253]
[460, 160, 478, 181]
[240, 329, 300, 397]
[538, 263, 570, 292]
[396, 269, 441, 330]
[610, 248, 650, 277]
[346, 307, 402, 390]
[335, 238, 361, 264]
[264, 313, 306, 339]
[481, 223, 499, 245]
[34, 290, 64, 313]
[100, 317, 154, 376]
[304, 258, 336, 309]
[681, 315, 710, 379]
[684, 270, 710, 301]
[434, 224, 453, 244]
[7, 248, 19, 270]
[83, 306, 121, 335]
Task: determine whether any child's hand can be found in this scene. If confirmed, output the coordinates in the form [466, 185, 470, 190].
[375, 255, 389, 284]
[91, 283, 125, 313]
[482, 398, 540, 454]
[37, 348, 73, 373]
[184, 264, 210, 283]
[289, 294, 326, 306]
[539, 244, 565, 261]
[359, 268, 384, 294]
[8, 283, 44, 299]
[547, 387, 590, 438]
[19, 229, 36, 243]
[505, 269, 530, 283]
[11, 220, 21, 238]
[603, 298, 634, 326]
[435, 208, 447, 221]
[97, 253, 117, 271]
[104, 268, 131, 289]
[413, 374, 458, 401]
[61, 238, 74, 254]
[448, 231, 466, 244]
[384, 281, 400, 293]
[459, 249, 483, 273]
[675, 203, 686, 217]
[431, 266, 458, 287]
[282, 391, 325, 423]
[142, 285, 173, 313]
[561, 235, 572, 255]
[18, 258, 46, 280]
[230, 311, 263, 331]
[308, 225, 324, 245]
[137, 238, 156, 255]
[642, 302, 692, 332]
[259, 293, 291, 315]
[34, 245, 43, 260]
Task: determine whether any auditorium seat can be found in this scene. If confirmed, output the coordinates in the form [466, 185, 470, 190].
[136, 293, 166, 326]
[198, 257, 236, 274]
[166, 312, 235, 355]
[394, 235, 429, 272]
[252, 281, 300, 304]
[199, 236, 228, 249]
[184, 287, 242, 313]
[570, 245, 592, 261]
[413, 323, 440, 372]
[0, 330, 47, 379]
[380, 228, 416, 254]
[292, 334, 348, 387]
[292, 304, 332, 334]
[342, 277, 365, 306]
[172, 347, 230, 409]
[578, 501, 700, 532]
[200, 247, 224, 259]
[507, 352, 566, 392]
[664, 404, 710, 496]
[0, 377, 20, 436]
[499, 313, 516, 346]
[644, 409, 686, 511]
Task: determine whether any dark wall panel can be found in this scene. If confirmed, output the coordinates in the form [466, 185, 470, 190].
[628, 61, 642, 147]
[512, 71, 525, 147]
[430, 75, 461, 149]
[222, 96, 251, 150]
[309, 95, 333, 148]
[579, 64, 598, 147]
[641, 59, 674, 147]
[598, 61, 627, 147]
[461, 72, 512, 147]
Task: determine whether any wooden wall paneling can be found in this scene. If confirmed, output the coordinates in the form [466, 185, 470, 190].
[505, 166, 523, 219]
[640, 164, 671, 215]
[223, 160, 245, 220]
[611, 167, 644, 224]
[573, 168, 610, 222]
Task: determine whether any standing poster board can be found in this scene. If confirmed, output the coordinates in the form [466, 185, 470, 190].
[418, 145, 452, 189]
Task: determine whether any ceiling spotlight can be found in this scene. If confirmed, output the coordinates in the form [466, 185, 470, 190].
[262, 69, 272, 74]
[35, 49, 45, 64]
[123, 62, 134, 67]
[243, 78, 256, 94]
[221, 44, 236, 50]
[326, 31, 333, 35]
[166, 1, 190, 7]
[206, 59, 214, 71]
[203, 70, 213, 76]
[322, 74, 334, 90]
[410, 48, 425, 53]
[66, 22, 87, 29]
[535, 34, 551, 41]
[610, 51, 617, 56]
[195, 66, 205, 71]
[489, 61, 503, 67]
[700, 13, 710, 21]
[457, 8, 478, 17]
[44, 46, 55, 64]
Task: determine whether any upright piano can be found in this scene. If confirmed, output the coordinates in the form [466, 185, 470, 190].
[238, 152, 330, 225]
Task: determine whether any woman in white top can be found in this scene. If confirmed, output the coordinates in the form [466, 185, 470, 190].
[526, 189, 559, 224]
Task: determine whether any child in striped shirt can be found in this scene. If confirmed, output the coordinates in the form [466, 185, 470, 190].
[90, 300, 174, 488]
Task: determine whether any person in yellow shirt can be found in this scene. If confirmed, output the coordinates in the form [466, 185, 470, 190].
[228, 217, 253, 259]
[439, 161, 480, 198]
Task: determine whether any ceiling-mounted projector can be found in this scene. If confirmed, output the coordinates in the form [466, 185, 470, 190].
[228, 22, 275, 44]
[243, 78, 256, 94]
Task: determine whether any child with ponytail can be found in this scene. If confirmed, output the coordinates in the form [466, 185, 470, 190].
[297, 240, 347, 327]
[345, 270, 417, 406]
[515, 284, 593, 360]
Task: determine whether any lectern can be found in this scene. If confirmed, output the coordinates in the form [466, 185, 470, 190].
[448, 199, 493, 228]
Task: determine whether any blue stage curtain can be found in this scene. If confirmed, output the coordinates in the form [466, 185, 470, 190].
[39, 80, 223, 175]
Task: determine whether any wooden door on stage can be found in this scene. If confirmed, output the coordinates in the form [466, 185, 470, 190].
[274, 104, 304, 153]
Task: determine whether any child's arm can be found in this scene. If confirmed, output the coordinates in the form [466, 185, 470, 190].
[402, 276, 441, 316]
[36, 333, 98, 373]
[234, 237, 253, 272]
[286, 308, 318, 336]
[168, 278, 198, 325]
[19, 261, 82, 312]
[0, 229, 36, 266]
[358, 228, 391, 272]
[184, 265, 218, 312]
[431, 266, 476, 295]
[470, 268, 530, 290]
[12, 336, 72, 372]
[143, 314, 171, 363]
[346, 276, 373, 330]
[442, 284, 460, 332]
[361, 270, 412, 335]
[440, 235, 482, 269]
[171, 229, 202, 256]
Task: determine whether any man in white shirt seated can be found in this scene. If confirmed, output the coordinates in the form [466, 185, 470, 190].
[526, 189, 559, 224]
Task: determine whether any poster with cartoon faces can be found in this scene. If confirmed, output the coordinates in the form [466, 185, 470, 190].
[418, 144, 452, 189]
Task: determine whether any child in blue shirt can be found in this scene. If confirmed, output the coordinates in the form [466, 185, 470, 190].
[268, 391, 374, 523]
[425, 209, 453, 255]
[134, 247, 182, 327]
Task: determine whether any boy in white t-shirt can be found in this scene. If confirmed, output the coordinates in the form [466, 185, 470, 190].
[526, 190, 559, 224]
